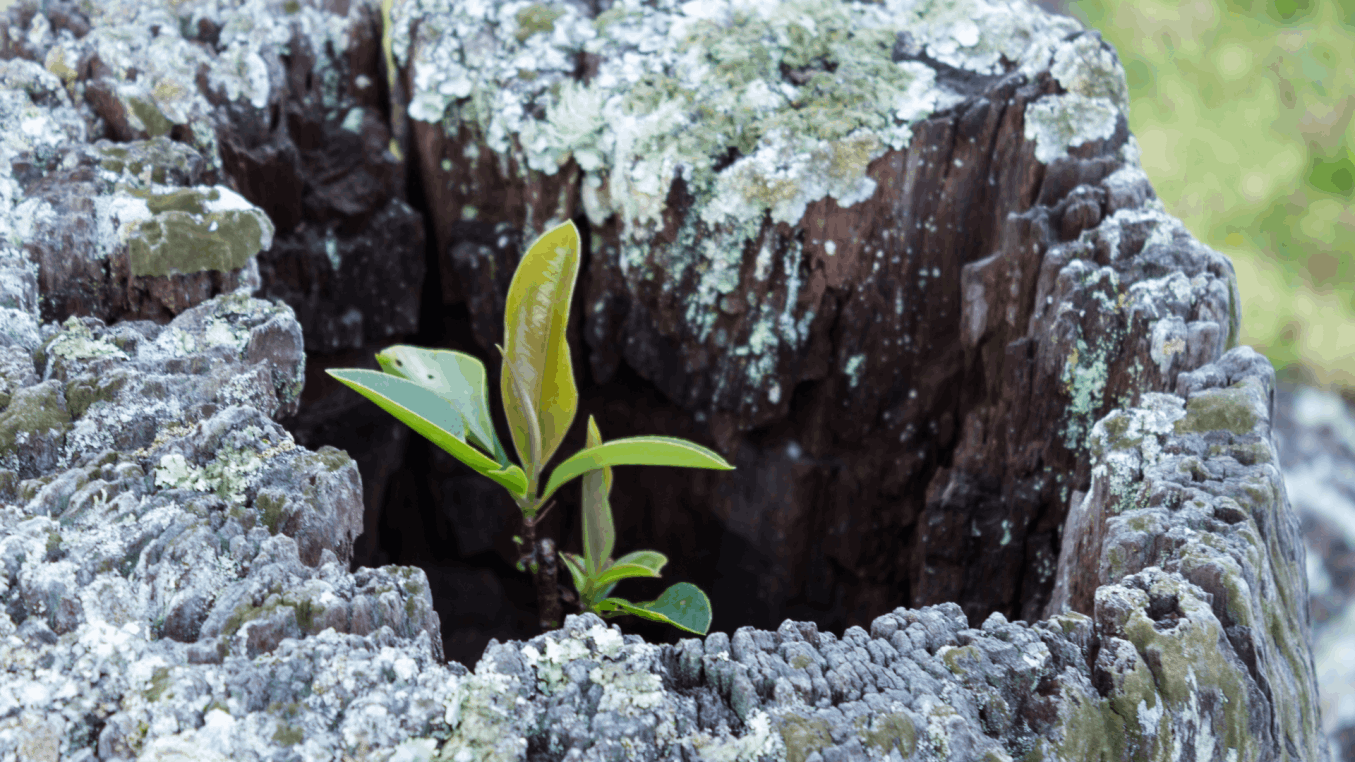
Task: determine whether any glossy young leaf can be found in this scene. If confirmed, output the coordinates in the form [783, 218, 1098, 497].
[501, 221, 581, 474]
[326, 369, 529, 497]
[583, 560, 659, 593]
[580, 416, 615, 579]
[582, 550, 665, 604]
[585, 550, 666, 602]
[610, 550, 666, 575]
[498, 343, 544, 489]
[538, 436, 735, 508]
[375, 345, 510, 467]
[558, 545, 669, 610]
[560, 551, 589, 600]
[560, 551, 610, 611]
[592, 582, 712, 635]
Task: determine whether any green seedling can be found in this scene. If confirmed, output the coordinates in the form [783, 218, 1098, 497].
[326, 220, 732, 635]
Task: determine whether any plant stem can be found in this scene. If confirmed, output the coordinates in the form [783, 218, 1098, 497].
[534, 536, 561, 631]
[517, 502, 562, 632]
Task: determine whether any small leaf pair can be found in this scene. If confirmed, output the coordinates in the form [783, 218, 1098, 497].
[327, 220, 732, 635]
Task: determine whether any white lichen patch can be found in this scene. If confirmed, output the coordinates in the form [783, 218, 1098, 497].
[1149, 316, 1187, 382]
[1049, 32, 1129, 109]
[45, 315, 130, 363]
[1024, 29, 1129, 165]
[437, 667, 531, 762]
[1088, 393, 1187, 514]
[0, 58, 87, 160]
[687, 708, 785, 762]
[1056, 264, 1125, 452]
[590, 662, 666, 715]
[152, 425, 278, 507]
[518, 633, 592, 695]
[93, 193, 155, 261]
[1023, 92, 1120, 164]
[147, 325, 205, 361]
[904, 0, 1083, 77]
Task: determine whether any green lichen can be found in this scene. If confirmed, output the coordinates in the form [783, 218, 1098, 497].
[402, 571, 428, 620]
[272, 723, 304, 747]
[144, 666, 172, 702]
[65, 369, 133, 419]
[773, 712, 834, 762]
[1172, 384, 1258, 436]
[153, 446, 258, 508]
[99, 140, 204, 185]
[43, 315, 129, 366]
[843, 353, 866, 390]
[435, 672, 531, 762]
[44, 45, 78, 84]
[256, 491, 287, 534]
[1090, 411, 1146, 461]
[119, 186, 274, 278]
[1023, 94, 1119, 164]
[270, 701, 305, 746]
[590, 662, 667, 716]
[515, 3, 565, 42]
[1117, 582, 1256, 761]
[939, 644, 981, 676]
[924, 702, 961, 759]
[150, 424, 299, 509]
[127, 97, 173, 138]
[1060, 336, 1113, 452]
[293, 599, 316, 633]
[852, 711, 917, 758]
[221, 589, 322, 640]
[1050, 685, 1130, 761]
[0, 381, 73, 464]
[296, 446, 354, 474]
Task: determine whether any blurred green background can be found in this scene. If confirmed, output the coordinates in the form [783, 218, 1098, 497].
[2, 0, 1347, 397]
[1058, 0, 1355, 399]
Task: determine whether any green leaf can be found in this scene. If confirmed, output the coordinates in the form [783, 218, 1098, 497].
[560, 551, 589, 597]
[588, 562, 661, 590]
[580, 416, 615, 579]
[582, 551, 666, 604]
[501, 220, 581, 474]
[327, 368, 528, 497]
[592, 582, 712, 635]
[610, 550, 666, 575]
[375, 345, 510, 467]
[582, 545, 672, 599]
[498, 342, 544, 487]
[539, 436, 735, 507]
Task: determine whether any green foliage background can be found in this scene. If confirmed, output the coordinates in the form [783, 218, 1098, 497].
[1066, 0, 1355, 395]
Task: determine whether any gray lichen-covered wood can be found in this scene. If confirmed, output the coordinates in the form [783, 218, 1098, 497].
[0, 0, 1331, 760]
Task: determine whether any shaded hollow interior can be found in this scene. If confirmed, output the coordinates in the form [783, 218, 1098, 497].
[278, 205, 1087, 668]
[268, 69, 1137, 670]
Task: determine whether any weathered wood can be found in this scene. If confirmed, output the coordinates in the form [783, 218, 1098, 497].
[0, 0, 1330, 758]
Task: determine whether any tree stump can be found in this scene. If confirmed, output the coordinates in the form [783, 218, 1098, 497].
[0, 0, 1329, 758]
